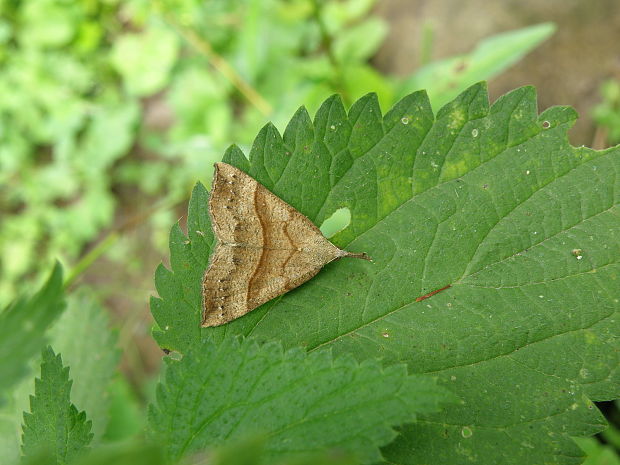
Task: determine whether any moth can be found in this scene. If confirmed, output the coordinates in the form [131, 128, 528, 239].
[201, 162, 370, 327]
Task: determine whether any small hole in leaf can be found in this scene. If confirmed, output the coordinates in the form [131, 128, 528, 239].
[542, 120, 551, 129]
[320, 207, 351, 238]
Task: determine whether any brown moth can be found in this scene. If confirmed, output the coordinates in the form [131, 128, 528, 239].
[201, 162, 370, 327]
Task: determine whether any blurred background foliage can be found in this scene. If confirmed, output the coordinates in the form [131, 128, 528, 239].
[0, 0, 556, 306]
[1, 0, 619, 461]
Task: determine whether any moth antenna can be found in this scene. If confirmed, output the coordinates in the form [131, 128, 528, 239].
[339, 250, 373, 262]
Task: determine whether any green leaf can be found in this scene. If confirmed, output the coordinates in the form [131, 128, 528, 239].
[0, 291, 117, 463]
[575, 436, 620, 465]
[111, 25, 180, 97]
[0, 263, 65, 399]
[21, 442, 165, 465]
[152, 83, 619, 464]
[69, 442, 164, 465]
[593, 79, 620, 145]
[21, 347, 93, 464]
[323, 0, 378, 33]
[149, 336, 453, 464]
[50, 291, 119, 440]
[78, 102, 140, 175]
[398, 23, 556, 110]
[209, 435, 358, 465]
[0, 370, 37, 464]
[333, 18, 388, 64]
[101, 377, 145, 443]
[19, 0, 77, 47]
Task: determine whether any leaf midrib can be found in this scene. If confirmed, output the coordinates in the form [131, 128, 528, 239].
[304, 151, 614, 359]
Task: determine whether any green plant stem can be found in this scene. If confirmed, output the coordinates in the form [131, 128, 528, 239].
[64, 195, 187, 290]
[64, 232, 119, 289]
[311, 0, 350, 105]
[420, 21, 435, 67]
[159, 11, 272, 117]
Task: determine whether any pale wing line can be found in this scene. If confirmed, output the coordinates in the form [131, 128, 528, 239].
[196, 94, 502, 323]
[192, 108, 406, 330]
[215, 152, 612, 348]
[246, 186, 267, 303]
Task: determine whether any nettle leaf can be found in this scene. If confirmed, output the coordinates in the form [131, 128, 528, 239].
[0, 293, 117, 463]
[21, 347, 93, 464]
[51, 292, 119, 440]
[151, 83, 620, 464]
[149, 336, 452, 464]
[0, 263, 65, 399]
[208, 435, 359, 465]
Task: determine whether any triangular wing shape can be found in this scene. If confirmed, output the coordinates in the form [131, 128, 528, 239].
[202, 162, 359, 327]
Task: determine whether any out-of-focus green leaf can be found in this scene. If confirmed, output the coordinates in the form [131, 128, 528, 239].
[73, 443, 164, 465]
[593, 79, 620, 145]
[78, 101, 140, 174]
[575, 437, 620, 465]
[21, 347, 93, 464]
[342, 63, 395, 107]
[19, 0, 77, 47]
[333, 18, 387, 64]
[51, 292, 119, 440]
[209, 435, 359, 465]
[0, 264, 65, 399]
[167, 67, 232, 148]
[601, 416, 620, 450]
[0, 0, 552, 309]
[398, 23, 556, 110]
[111, 25, 180, 96]
[1, 290, 119, 463]
[323, 0, 378, 33]
[0, 369, 37, 464]
[102, 376, 145, 442]
[21, 442, 165, 465]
